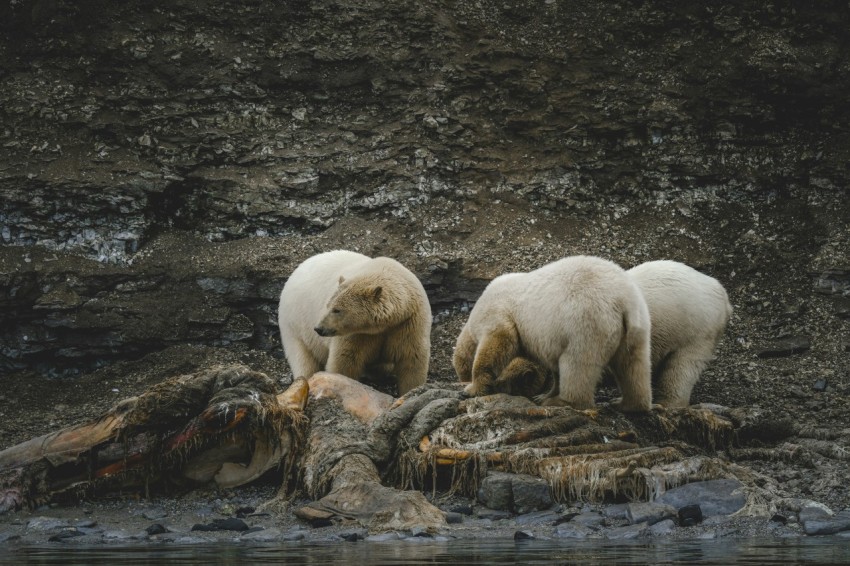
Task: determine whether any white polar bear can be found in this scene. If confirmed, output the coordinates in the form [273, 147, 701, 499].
[278, 250, 431, 395]
[627, 260, 732, 408]
[453, 255, 653, 412]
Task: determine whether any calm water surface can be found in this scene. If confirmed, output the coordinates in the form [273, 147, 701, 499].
[3, 538, 850, 565]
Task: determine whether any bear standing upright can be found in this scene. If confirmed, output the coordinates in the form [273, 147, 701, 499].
[453, 255, 652, 412]
[278, 250, 431, 395]
[627, 260, 732, 408]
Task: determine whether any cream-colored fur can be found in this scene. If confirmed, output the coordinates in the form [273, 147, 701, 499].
[453, 255, 652, 412]
[627, 260, 732, 408]
[278, 250, 431, 395]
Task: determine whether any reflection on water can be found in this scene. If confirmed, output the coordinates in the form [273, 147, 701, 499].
[3, 538, 850, 565]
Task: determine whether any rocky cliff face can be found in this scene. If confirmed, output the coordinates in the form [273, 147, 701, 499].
[1, 0, 849, 480]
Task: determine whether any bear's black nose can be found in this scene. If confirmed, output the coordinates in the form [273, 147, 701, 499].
[314, 326, 329, 337]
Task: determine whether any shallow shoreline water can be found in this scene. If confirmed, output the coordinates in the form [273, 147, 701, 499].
[4, 538, 850, 565]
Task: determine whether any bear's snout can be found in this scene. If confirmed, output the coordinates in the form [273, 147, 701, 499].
[314, 326, 335, 337]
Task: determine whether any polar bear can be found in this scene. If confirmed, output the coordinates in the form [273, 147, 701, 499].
[627, 260, 732, 408]
[493, 260, 732, 409]
[453, 255, 652, 412]
[278, 250, 431, 395]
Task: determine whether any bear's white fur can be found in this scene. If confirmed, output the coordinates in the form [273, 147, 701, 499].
[627, 260, 732, 408]
[278, 250, 431, 395]
[453, 255, 652, 411]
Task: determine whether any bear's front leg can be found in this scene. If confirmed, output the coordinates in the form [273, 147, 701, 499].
[327, 336, 381, 381]
[465, 327, 519, 397]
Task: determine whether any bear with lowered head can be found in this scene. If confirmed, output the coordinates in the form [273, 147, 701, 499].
[494, 259, 732, 409]
[278, 250, 431, 395]
[454, 255, 653, 412]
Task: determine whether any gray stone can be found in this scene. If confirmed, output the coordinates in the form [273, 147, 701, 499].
[626, 502, 677, 526]
[366, 532, 401, 542]
[798, 502, 833, 523]
[515, 509, 559, 526]
[755, 336, 811, 358]
[605, 524, 648, 540]
[476, 507, 512, 521]
[477, 473, 513, 511]
[26, 517, 70, 531]
[656, 479, 747, 517]
[280, 529, 308, 542]
[477, 471, 553, 515]
[103, 529, 144, 541]
[444, 512, 464, 524]
[511, 474, 554, 515]
[571, 512, 605, 528]
[142, 507, 168, 520]
[240, 528, 283, 542]
[649, 519, 677, 535]
[802, 511, 850, 536]
[602, 503, 630, 520]
[555, 522, 595, 539]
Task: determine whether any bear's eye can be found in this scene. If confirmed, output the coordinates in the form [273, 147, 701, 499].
[331, 308, 342, 315]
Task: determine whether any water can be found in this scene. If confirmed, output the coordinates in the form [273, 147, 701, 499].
[3, 538, 850, 565]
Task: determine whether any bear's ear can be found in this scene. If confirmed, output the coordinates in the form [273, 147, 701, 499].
[372, 286, 382, 300]
[338, 275, 346, 285]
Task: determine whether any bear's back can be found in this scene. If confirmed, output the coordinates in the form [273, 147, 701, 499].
[628, 260, 731, 357]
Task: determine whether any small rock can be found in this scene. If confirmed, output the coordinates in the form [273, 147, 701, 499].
[571, 512, 605, 528]
[73, 519, 97, 529]
[515, 509, 559, 526]
[602, 504, 630, 520]
[649, 519, 677, 535]
[191, 518, 250, 532]
[755, 336, 811, 358]
[340, 530, 364, 542]
[656, 479, 746, 517]
[410, 525, 431, 538]
[48, 528, 85, 542]
[678, 504, 704, 527]
[142, 508, 168, 521]
[798, 502, 833, 523]
[0, 532, 20, 543]
[145, 523, 168, 536]
[240, 528, 283, 542]
[444, 512, 464, 524]
[514, 530, 535, 540]
[280, 529, 307, 542]
[802, 511, 850, 536]
[26, 517, 70, 531]
[812, 379, 828, 392]
[605, 524, 648, 540]
[476, 507, 512, 521]
[626, 502, 677, 526]
[449, 503, 473, 515]
[103, 530, 138, 541]
[477, 471, 553, 514]
[366, 532, 401, 542]
[555, 522, 595, 539]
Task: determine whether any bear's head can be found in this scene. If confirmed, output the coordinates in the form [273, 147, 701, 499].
[314, 275, 389, 337]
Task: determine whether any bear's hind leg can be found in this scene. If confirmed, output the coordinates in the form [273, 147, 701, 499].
[609, 328, 653, 412]
[541, 352, 600, 409]
[465, 326, 519, 397]
[452, 325, 477, 383]
[654, 346, 711, 408]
